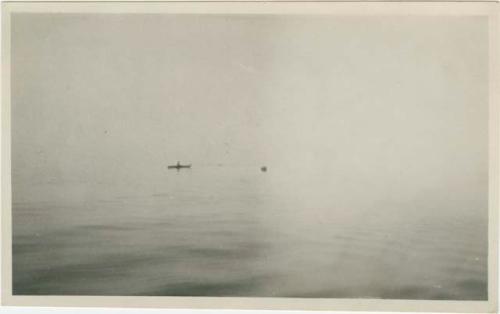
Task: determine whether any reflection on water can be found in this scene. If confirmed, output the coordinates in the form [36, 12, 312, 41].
[13, 166, 487, 299]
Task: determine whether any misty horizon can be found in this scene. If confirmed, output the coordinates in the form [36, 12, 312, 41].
[11, 13, 489, 299]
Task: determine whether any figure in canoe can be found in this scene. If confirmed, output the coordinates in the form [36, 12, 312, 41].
[168, 161, 192, 170]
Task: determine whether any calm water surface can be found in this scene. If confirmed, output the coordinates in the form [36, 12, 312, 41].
[13, 166, 487, 299]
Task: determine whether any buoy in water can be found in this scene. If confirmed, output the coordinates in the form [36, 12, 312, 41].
[261, 166, 267, 172]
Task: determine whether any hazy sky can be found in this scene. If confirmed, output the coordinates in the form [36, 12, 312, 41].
[12, 14, 488, 194]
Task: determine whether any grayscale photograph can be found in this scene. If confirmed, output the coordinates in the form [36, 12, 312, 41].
[4, 4, 495, 306]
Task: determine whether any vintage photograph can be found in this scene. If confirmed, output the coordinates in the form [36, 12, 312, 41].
[1, 1, 498, 311]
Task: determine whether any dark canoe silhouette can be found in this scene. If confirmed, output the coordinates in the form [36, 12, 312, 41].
[168, 162, 191, 170]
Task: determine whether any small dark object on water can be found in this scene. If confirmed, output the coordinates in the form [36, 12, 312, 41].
[261, 166, 267, 172]
[168, 161, 192, 170]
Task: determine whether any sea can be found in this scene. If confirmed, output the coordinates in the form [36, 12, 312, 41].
[12, 165, 488, 299]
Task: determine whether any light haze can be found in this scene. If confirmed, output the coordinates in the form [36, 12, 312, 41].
[11, 14, 489, 299]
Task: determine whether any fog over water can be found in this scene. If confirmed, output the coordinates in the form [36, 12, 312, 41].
[12, 14, 488, 298]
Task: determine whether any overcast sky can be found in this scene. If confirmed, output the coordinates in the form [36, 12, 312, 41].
[12, 14, 488, 196]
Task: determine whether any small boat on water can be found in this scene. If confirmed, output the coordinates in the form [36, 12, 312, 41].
[168, 161, 192, 170]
